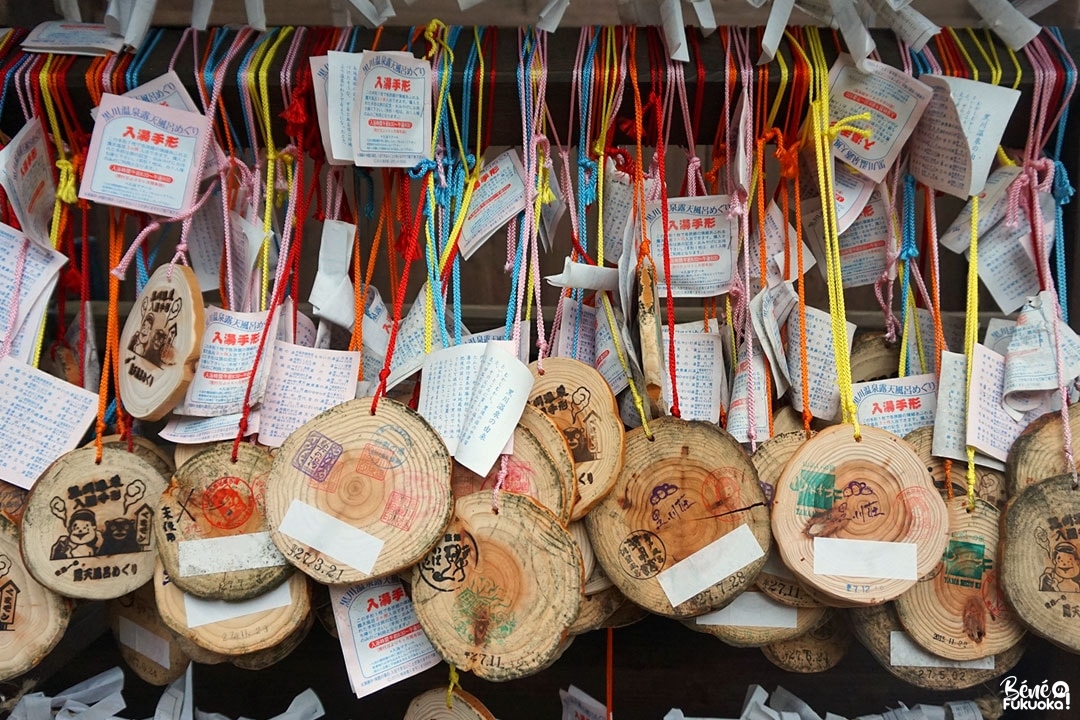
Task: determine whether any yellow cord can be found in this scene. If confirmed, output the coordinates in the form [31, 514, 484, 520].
[445, 663, 460, 708]
[963, 196, 980, 510]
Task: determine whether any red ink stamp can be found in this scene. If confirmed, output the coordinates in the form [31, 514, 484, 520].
[380, 491, 419, 531]
[201, 476, 254, 530]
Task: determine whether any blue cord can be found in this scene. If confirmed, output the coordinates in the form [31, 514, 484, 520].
[898, 174, 919, 344]
[126, 27, 163, 91]
[1049, 26, 1075, 324]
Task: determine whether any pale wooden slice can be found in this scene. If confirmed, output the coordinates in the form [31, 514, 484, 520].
[567, 585, 625, 636]
[686, 590, 829, 647]
[21, 445, 168, 600]
[895, 497, 1024, 660]
[155, 442, 290, 601]
[760, 610, 850, 673]
[586, 417, 770, 618]
[1006, 404, 1080, 498]
[600, 597, 649, 629]
[0, 480, 27, 524]
[584, 565, 614, 596]
[904, 427, 1007, 509]
[850, 332, 901, 383]
[266, 397, 453, 585]
[850, 602, 1026, 690]
[167, 628, 230, 665]
[174, 442, 216, 471]
[412, 493, 582, 681]
[771, 406, 805, 436]
[771, 425, 949, 605]
[96, 434, 176, 482]
[404, 687, 496, 720]
[528, 357, 625, 516]
[0, 516, 70, 682]
[108, 580, 189, 685]
[119, 264, 204, 421]
[153, 559, 311, 656]
[569, 521, 596, 588]
[637, 265, 665, 415]
[518, 405, 578, 521]
[229, 611, 313, 670]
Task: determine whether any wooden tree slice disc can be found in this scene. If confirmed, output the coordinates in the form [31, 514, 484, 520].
[21, 445, 168, 600]
[153, 559, 311, 656]
[850, 333, 901, 383]
[771, 425, 949, 605]
[119, 264, 204, 421]
[760, 611, 850, 673]
[527, 357, 625, 516]
[895, 497, 1024, 660]
[450, 424, 568, 524]
[155, 443, 290, 601]
[404, 687, 496, 720]
[686, 590, 828, 647]
[569, 522, 595, 586]
[587, 417, 769, 618]
[229, 611, 313, 671]
[41, 345, 82, 386]
[850, 602, 1026, 690]
[0, 480, 27, 524]
[519, 405, 578, 521]
[1006, 404, 1080, 498]
[771, 407, 805, 436]
[584, 565, 613, 595]
[412, 493, 582, 681]
[96, 434, 176, 482]
[904, 427, 1007, 509]
[108, 581, 189, 685]
[567, 585, 625, 636]
[174, 443, 216, 471]
[167, 627, 230, 665]
[0, 516, 70, 682]
[600, 597, 649, 629]
[266, 397, 452, 585]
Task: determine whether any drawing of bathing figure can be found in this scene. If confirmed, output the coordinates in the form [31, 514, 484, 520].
[563, 386, 601, 464]
[50, 509, 101, 559]
[1040, 542, 1080, 593]
[127, 313, 154, 358]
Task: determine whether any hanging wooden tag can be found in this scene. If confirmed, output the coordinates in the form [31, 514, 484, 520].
[637, 265, 665, 413]
[894, 496, 1024, 661]
[600, 596, 649, 629]
[118, 265, 204, 421]
[0, 516, 69, 683]
[108, 580, 189, 686]
[568, 585, 625, 636]
[850, 602, 1025, 690]
[97, 434, 176, 483]
[229, 611, 314, 671]
[905, 427, 1007, 509]
[771, 406, 806, 436]
[404, 687, 496, 720]
[1005, 403, 1080, 498]
[569, 522, 595, 587]
[771, 425, 949, 605]
[760, 610, 850, 673]
[586, 417, 770, 618]
[155, 443, 290, 601]
[20, 446, 168, 600]
[518, 405, 578, 520]
[266, 397, 452, 585]
[849, 332, 901, 383]
[687, 590, 829, 648]
[527, 357, 625, 515]
[411, 493, 582, 681]
[0, 480, 27, 524]
[174, 442, 215, 470]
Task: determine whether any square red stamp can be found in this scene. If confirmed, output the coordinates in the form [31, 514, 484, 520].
[380, 491, 418, 531]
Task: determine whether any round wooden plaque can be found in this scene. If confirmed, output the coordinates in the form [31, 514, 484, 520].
[412, 493, 582, 681]
[895, 497, 1024, 660]
[168, 628, 230, 665]
[569, 522, 595, 587]
[155, 443, 290, 601]
[771, 425, 949, 605]
[527, 357, 625, 516]
[97, 435, 175, 483]
[266, 397, 452, 585]
[0, 516, 69, 682]
[850, 602, 1025, 690]
[850, 333, 901, 383]
[771, 406, 805, 436]
[154, 559, 311, 656]
[760, 611, 850, 673]
[568, 585, 625, 636]
[174, 443, 215, 471]
[21, 445, 168, 600]
[1006, 404, 1080, 498]
[518, 405, 578, 521]
[600, 597, 649, 629]
[904, 427, 1007, 509]
[108, 581, 189, 685]
[229, 611, 313, 671]
[587, 418, 770, 618]
[0, 481, 27, 524]
[686, 590, 828, 647]
[404, 687, 496, 720]
[119, 264, 204, 421]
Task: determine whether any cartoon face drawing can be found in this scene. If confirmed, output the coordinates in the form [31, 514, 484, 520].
[1041, 542, 1080, 593]
[50, 508, 101, 559]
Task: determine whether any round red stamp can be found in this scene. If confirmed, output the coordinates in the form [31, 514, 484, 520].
[201, 476, 254, 530]
[896, 485, 936, 541]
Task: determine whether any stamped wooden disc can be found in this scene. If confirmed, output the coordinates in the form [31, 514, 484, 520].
[108, 581, 189, 685]
[904, 427, 1006, 509]
[895, 497, 1024, 660]
[850, 602, 1025, 690]
[155, 443, 290, 601]
[527, 357, 625, 516]
[450, 423, 568, 524]
[266, 397, 452, 585]
[404, 687, 496, 720]
[0, 480, 27, 524]
[21, 445, 168, 600]
[850, 333, 901, 383]
[1006, 404, 1080, 498]
[760, 610, 850, 673]
[0, 516, 69, 682]
[119, 264, 204, 421]
[686, 590, 828, 647]
[771, 425, 949, 605]
[153, 559, 311, 656]
[174, 442, 215, 471]
[518, 405, 578, 521]
[229, 611, 313, 670]
[412, 493, 582, 681]
[568, 585, 625, 636]
[97, 434, 176, 482]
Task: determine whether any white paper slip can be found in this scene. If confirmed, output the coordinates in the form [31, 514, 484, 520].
[813, 537, 917, 580]
[459, 149, 528, 260]
[727, 350, 771, 445]
[646, 196, 739, 297]
[853, 374, 938, 438]
[976, 190, 1054, 315]
[866, 0, 939, 52]
[1002, 291, 1080, 419]
[938, 165, 1022, 255]
[177, 532, 287, 577]
[553, 296, 597, 365]
[695, 591, 799, 629]
[183, 578, 292, 628]
[160, 411, 259, 444]
[657, 523, 765, 607]
[184, 306, 278, 417]
[22, 21, 125, 55]
[277, 499, 384, 574]
[931, 352, 1005, 471]
[310, 56, 349, 167]
[118, 616, 172, 669]
[0, 223, 66, 346]
[966, 343, 1040, 462]
[758, 0, 796, 64]
[455, 343, 534, 477]
[753, 200, 816, 286]
[769, 686, 825, 720]
[661, 329, 726, 423]
[969, 0, 1040, 50]
[904, 307, 965, 375]
[786, 306, 856, 421]
[325, 51, 363, 164]
[353, 51, 433, 168]
[560, 685, 607, 720]
[308, 220, 357, 329]
[418, 342, 494, 456]
[545, 257, 619, 292]
[888, 630, 995, 669]
[0, 118, 57, 247]
[593, 305, 631, 396]
[750, 282, 796, 396]
[259, 343, 360, 448]
[186, 187, 225, 291]
[834, 186, 892, 289]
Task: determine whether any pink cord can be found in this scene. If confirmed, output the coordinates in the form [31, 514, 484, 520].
[0, 236, 30, 359]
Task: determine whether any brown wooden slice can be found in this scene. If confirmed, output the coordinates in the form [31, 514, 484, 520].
[174, 442, 215, 471]
[0, 480, 27, 524]
[167, 627, 230, 665]
[412, 493, 582, 681]
[567, 585, 625, 636]
[229, 611, 313, 670]
[569, 522, 596, 587]
[97, 434, 176, 482]
[771, 425, 949, 605]
[155, 443, 289, 601]
[587, 417, 769, 618]
[108, 581, 189, 685]
[0, 516, 69, 682]
[850, 602, 1026, 690]
[760, 610, 850, 673]
[905, 427, 1007, 509]
[850, 332, 901, 383]
[21, 445, 168, 600]
[153, 559, 311, 656]
[518, 405, 578, 521]
[637, 265, 665, 414]
[41, 344, 82, 387]
[266, 397, 452, 585]
[528, 357, 625, 516]
[404, 687, 496, 720]
[1006, 404, 1080, 498]
[119, 264, 204, 421]
[687, 589, 828, 647]
[895, 497, 1024, 660]
[771, 406, 805, 436]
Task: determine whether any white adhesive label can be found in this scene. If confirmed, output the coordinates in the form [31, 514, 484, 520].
[184, 580, 292, 628]
[813, 537, 917, 580]
[278, 499, 384, 574]
[657, 523, 765, 607]
[118, 616, 171, 669]
[695, 590, 799, 628]
[889, 630, 995, 669]
[177, 531, 288, 577]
